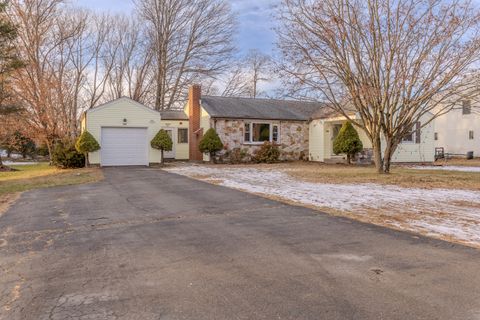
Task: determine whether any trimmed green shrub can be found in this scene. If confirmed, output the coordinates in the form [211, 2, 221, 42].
[253, 141, 280, 163]
[199, 128, 223, 163]
[333, 122, 363, 164]
[75, 131, 100, 167]
[151, 129, 173, 163]
[52, 141, 85, 169]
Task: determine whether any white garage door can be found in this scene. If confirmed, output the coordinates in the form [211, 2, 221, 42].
[101, 127, 148, 166]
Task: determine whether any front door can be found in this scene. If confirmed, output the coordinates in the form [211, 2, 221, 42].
[163, 128, 176, 159]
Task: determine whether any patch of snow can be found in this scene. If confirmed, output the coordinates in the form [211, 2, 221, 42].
[411, 165, 480, 173]
[165, 165, 480, 247]
[3, 161, 38, 166]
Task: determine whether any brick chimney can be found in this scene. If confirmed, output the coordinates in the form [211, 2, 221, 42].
[188, 85, 204, 161]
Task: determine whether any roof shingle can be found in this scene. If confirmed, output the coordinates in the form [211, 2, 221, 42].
[201, 96, 331, 121]
[160, 110, 189, 120]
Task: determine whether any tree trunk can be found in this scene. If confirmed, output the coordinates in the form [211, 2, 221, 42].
[210, 152, 215, 164]
[0, 154, 3, 167]
[372, 135, 384, 174]
[84, 152, 88, 168]
[382, 139, 398, 174]
[161, 149, 164, 165]
[46, 140, 53, 165]
[346, 154, 351, 164]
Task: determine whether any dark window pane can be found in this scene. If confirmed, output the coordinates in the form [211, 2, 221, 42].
[178, 128, 188, 143]
[252, 123, 270, 142]
[244, 123, 250, 142]
[463, 100, 472, 115]
[272, 125, 279, 142]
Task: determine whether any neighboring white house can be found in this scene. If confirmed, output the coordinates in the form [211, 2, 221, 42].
[81, 97, 162, 166]
[434, 99, 479, 157]
[309, 112, 436, 163]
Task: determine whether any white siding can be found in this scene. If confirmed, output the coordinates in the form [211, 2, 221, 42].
[160, 120, 189, 160]
[85, 98, 161, 165]
[391, 118, 435, 163]
[309, 120, 325, 161]
[200, 106, 212, 162]
[308, 114, 435, 163]
[435, 106, 480, 156]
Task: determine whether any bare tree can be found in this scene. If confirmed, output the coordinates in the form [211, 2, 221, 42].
[8, 1, 126, 154]
[8, 0, 70, 157]
[135, 0, 236, 110]
[244, 49, 271, 98]
[204, 50, 272, 98]
[105, 15, 155, 105]
[203, 65, 251, 97]
[277, 0, 480, 173]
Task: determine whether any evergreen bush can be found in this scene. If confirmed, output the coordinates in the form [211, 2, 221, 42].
[75, 131, 100, 167]
[198, 128, 223, 163]
[151, 129, 173, 164]
[52, 141, 85, 168]
[332, 122, 363, 164]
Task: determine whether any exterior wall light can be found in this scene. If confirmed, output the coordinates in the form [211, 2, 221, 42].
[123, 118, 127, 125]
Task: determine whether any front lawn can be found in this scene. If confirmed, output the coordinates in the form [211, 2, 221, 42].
[0, 163, 102, 213]
[281, 162, 480, 190]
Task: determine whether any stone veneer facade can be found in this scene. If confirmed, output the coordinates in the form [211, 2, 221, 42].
[212, 119, 309, 161]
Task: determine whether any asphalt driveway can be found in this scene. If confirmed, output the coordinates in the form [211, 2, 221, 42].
[1, 167, 480, 320]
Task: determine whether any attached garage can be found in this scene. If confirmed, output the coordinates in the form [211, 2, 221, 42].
[80, 97, 162, 166]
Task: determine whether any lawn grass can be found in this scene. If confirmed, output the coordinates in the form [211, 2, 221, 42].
[217, 162, 480, 190]
[0, 163, 102, 213]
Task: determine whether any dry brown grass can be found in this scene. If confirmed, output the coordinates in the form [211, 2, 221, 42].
[199, 161, 480, 190]
[0, 163, 103, 215]
[435, 157, 480, 167]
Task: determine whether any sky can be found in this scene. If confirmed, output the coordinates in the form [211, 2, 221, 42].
[74, 0, 279, 57]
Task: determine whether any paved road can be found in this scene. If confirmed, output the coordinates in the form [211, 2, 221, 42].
[1, 167, 480, 320]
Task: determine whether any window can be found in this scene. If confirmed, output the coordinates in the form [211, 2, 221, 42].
[244, 122, 279, 144]
[244, 123, 250, 142]
[434, 132, 438, 141]
[469, 130, 474, 140]
[178, 128, 188, 143]
[462, 100, 472, 115]
[272, 125, 279, 143]
[402, 122, 421, 144]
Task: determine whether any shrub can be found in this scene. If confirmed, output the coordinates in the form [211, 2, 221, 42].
[13, 131, 36, 159]
[36, 144, 50, 157]
[52, 141, 85, 169]
[75, 131, 100, 167]
[253, 141, 280, 163]
[228, 147, 249, 164]
[198, 128, 223, 163]
[151, 129, 173, 164]
[333, 122, 363, 164]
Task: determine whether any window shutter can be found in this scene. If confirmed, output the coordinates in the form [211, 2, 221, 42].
[415, 122, 421, 144]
